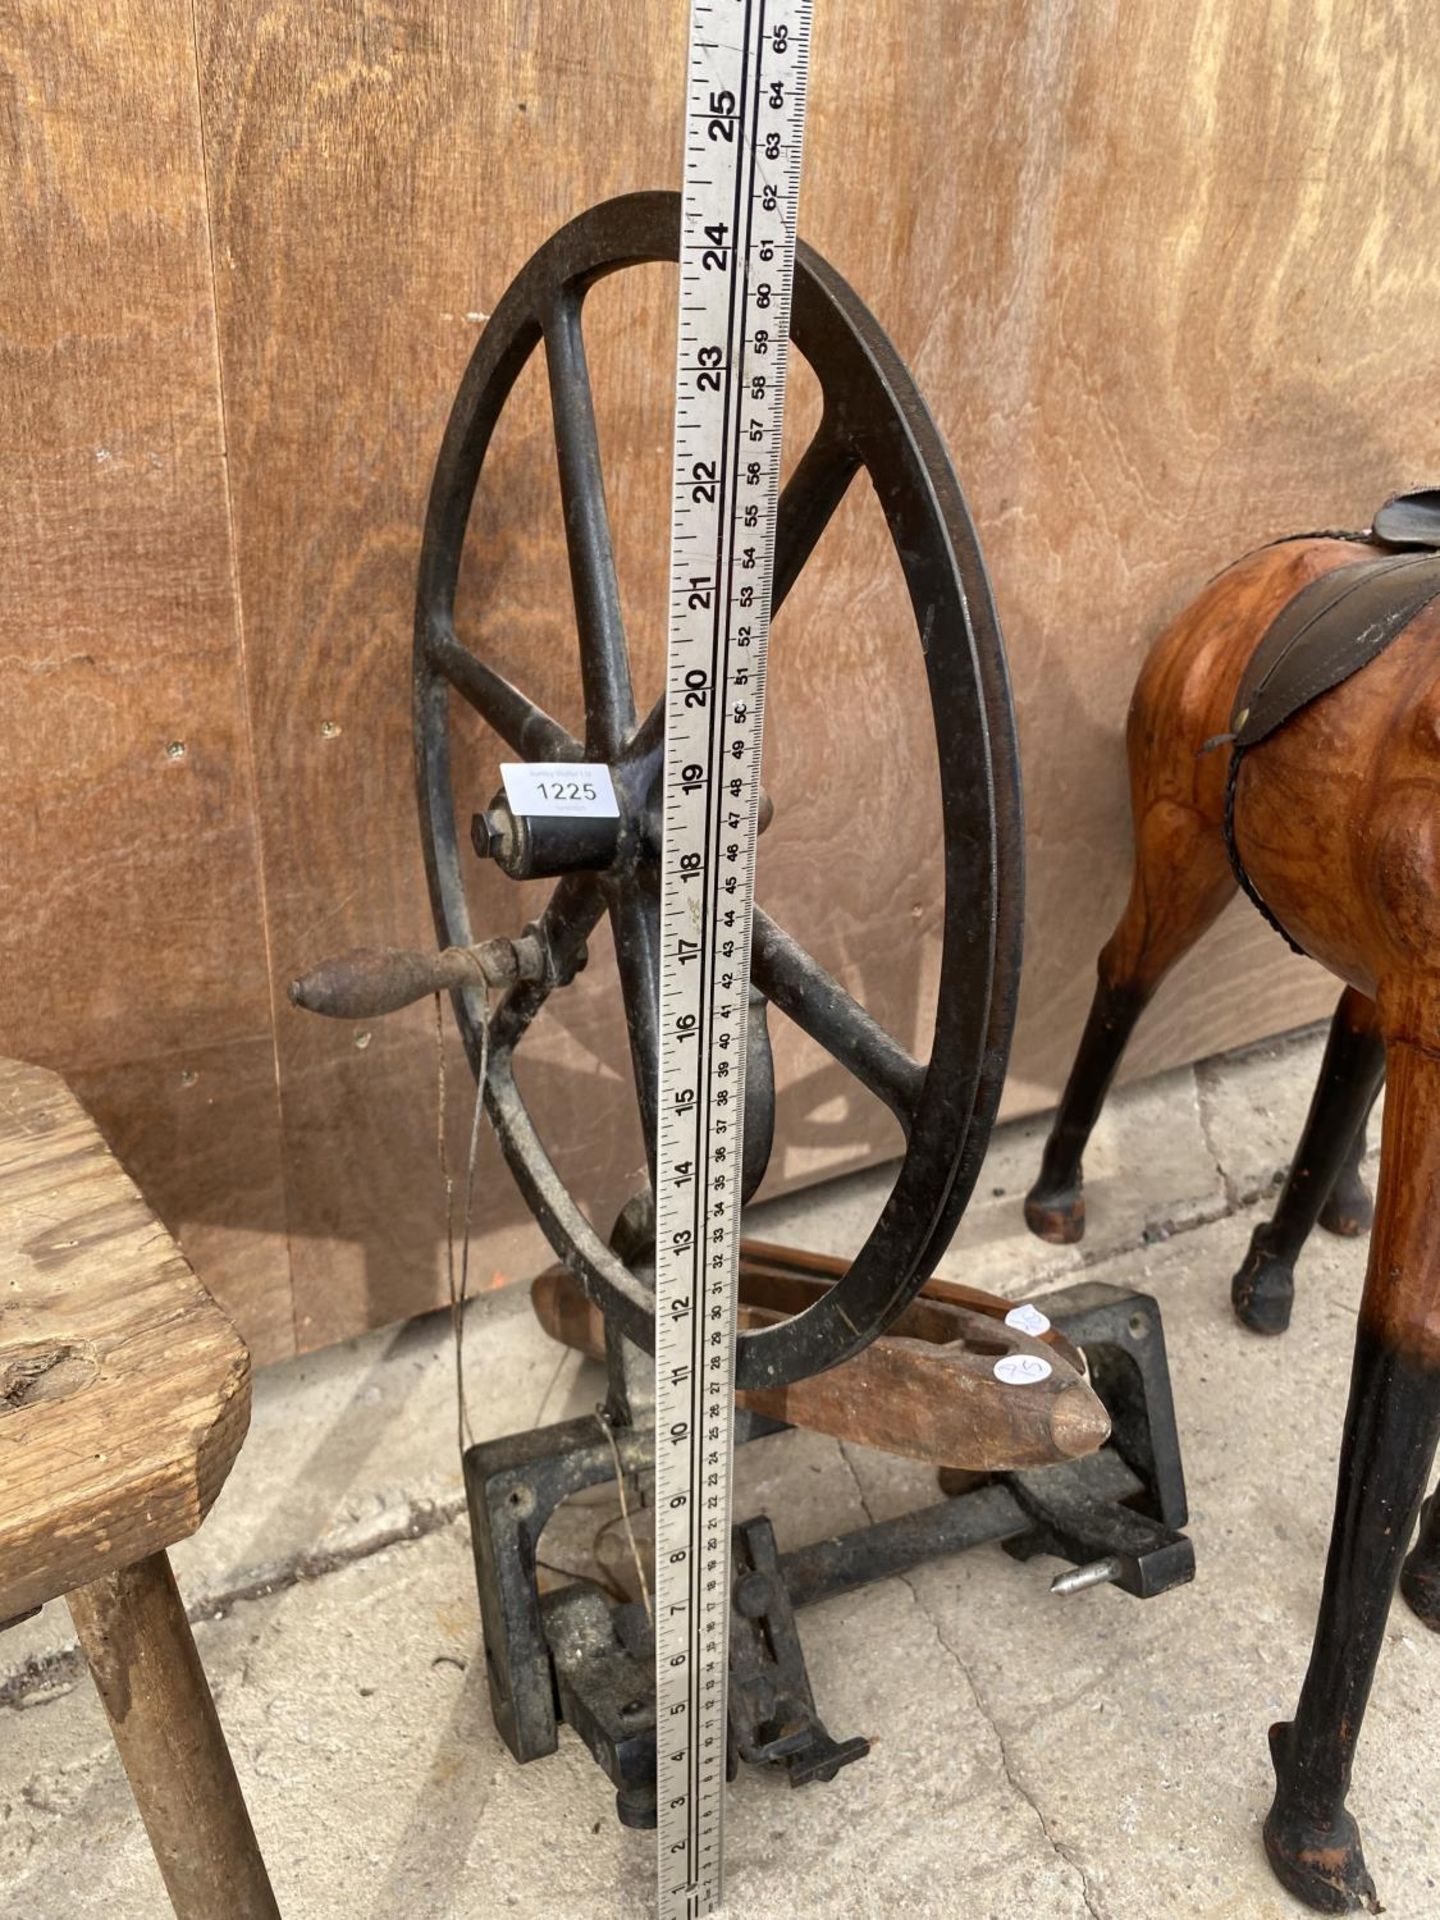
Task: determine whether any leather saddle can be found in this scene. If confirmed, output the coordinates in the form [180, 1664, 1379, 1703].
[1222, 490, 1440, 953]
[1231, 489, 1440, 749]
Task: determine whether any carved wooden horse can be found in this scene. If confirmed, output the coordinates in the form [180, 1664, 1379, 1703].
[1023, 491, 1440, 1912]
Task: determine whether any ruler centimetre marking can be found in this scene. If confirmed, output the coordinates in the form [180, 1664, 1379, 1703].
[653, 2, 812, 1915]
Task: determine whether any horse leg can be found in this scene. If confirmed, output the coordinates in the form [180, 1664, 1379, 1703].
[1025, 799, 1234, 1243]
[1264, 1034, 1440, 1913]
[1400, 1487, 1440, 1630]
[1318, 1099, 1379, 1239]
[1231, 989, 1385, 1335]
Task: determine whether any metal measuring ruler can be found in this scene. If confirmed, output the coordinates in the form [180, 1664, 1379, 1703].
[653, 2, 813, 1914]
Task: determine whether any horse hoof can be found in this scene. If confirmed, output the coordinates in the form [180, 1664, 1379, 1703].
[1264, 1725, 1379, 1914]
[1400, 1552, 1440, 1632]
[1319, 1175, 1374, 1239]
[1230, 1227, 1294, 1335]
[1401, 1496, 1440, 1631]
[1023, 1183, 1085, 1244]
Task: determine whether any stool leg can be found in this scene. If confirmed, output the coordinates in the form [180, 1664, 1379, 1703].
[66, 1551, 279, 1920]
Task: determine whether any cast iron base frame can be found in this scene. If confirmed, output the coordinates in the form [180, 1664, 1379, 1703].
[463, 1279, 1193, 1827]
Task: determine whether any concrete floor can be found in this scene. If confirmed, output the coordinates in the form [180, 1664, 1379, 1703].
[4, 1027, 1440, 1918]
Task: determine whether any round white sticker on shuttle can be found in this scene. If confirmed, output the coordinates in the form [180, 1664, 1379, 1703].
[1004, 1303, 1051, 1338]
[994, 1353, 1053, 1387]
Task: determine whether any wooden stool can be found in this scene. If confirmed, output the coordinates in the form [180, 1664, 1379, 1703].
[0, 1058, 279, 1919]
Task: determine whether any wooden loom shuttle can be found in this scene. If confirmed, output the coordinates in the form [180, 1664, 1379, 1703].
[533, 1241, 1110, 1472]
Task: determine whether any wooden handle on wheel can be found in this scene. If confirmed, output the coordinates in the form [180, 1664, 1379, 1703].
[288, 933, 545, 1020]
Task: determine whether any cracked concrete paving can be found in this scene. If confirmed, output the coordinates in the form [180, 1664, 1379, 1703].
[5, 1022, 1438, 1918]
[898, 1570, 1108, 1920]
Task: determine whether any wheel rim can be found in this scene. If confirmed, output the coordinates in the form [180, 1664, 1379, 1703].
[414, 190, 1023, 1390]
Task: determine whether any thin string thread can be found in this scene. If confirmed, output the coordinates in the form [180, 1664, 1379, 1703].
[434, 963, 649, 1614]
[435, 990, 490, 1455]
[596, 1406, 652, 1624]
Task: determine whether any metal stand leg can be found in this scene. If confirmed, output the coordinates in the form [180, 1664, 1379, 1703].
[66, 1551, 279, 1920]
[467, 1277, 1193, 1831]
[1231, 988, 1384, 1335]
[464, 1411, 652, 1764]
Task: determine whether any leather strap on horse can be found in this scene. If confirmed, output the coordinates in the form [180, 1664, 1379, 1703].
[1220, 499, 1440, 954]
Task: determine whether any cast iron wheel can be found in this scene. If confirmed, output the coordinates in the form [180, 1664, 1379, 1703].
[414, 190, 1022, 1391]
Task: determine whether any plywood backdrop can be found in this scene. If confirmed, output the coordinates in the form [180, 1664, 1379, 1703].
[4, 0, 1438, 1360]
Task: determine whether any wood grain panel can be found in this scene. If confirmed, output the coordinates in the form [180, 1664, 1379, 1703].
[0, 1, 292, 1357]
[190, 0, 690, 1346]
[186, 0, 1440, 1350]
[856, 0, 1440, 1102]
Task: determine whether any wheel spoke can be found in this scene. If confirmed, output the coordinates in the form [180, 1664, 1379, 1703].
[625, 692, 665, 764]
[489, 872, 605, 1055]
[604, 879, 661, 1167]
[771, 407, 862, 613]
[621, 410, 859, 760]
[424, 614, 580, 762]
[544, 289, 636, 758]
[750, 907, 923, 1127]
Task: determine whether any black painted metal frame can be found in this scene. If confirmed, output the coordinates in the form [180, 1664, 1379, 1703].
[463, 1280, 1192, 1826]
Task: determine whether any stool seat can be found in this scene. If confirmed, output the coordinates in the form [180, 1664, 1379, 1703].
[0, 1056, 277, 1916]
[0, 1058, 250, 1624]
